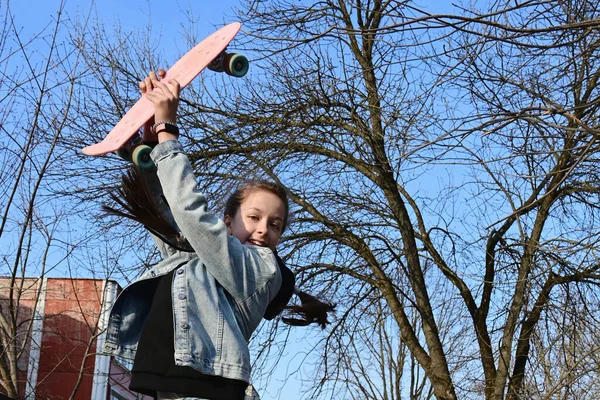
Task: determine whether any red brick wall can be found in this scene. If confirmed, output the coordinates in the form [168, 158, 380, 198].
[35, 279, 104, 399]
[0, 277, 151, 400]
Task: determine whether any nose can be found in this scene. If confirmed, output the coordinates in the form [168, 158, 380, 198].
[256, 219, 268, 236]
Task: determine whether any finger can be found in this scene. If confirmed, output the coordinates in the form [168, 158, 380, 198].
[151, 78, 176, 97]
[149, 70, 159, 82]
[144, 92, 167, 108]
[144, 84, 163, 99]
[144, 91, 158, 102]
[158, 68, 166, 79]
[144, 76, 154, 92]
[169, 79, 181, 98]
[145, 85, 172, 104]
[139, 80, 146, 94]
[152, 78, 180, 98]
[149, 78, 167, 95]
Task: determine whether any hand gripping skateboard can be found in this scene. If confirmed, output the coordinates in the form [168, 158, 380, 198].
[82, 22, 248, 168]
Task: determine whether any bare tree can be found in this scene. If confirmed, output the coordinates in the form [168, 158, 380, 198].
[67, 0, 600, 399]
[437, 1, 600, 398]
[188, 1, 600, 399]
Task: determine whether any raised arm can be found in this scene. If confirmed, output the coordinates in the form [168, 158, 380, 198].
[141, 71, 280, 299]
[136, 70, 183, 258]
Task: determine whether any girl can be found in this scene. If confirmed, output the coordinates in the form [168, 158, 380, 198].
[102, 70, 334, 400]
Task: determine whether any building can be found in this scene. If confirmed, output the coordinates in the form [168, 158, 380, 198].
[0, 277, 150, 400]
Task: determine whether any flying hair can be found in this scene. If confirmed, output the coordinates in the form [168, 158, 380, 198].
[282, 287, 336, 329]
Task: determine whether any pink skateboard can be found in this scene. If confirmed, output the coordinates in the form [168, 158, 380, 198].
[82, 22, 248, 167]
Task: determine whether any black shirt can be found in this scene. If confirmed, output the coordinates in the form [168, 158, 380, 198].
[130, 269, 247, 400]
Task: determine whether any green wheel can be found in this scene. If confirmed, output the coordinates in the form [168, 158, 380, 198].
[224, 53, 249, 77]
[132, 145, 154, 169]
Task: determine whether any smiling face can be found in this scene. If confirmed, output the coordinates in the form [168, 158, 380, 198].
[224, 189, 287, 251]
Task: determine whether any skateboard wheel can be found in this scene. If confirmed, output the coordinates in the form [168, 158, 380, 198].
[132, 145, 154, 169]
[224, 53, 249, 77]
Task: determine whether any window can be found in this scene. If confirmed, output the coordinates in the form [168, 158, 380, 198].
[114, 355, 134, 370]
[110, 390, 127, 400]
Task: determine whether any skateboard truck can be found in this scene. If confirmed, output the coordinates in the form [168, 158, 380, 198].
[116, 134, 155, 169]
[208, 52, 249, 77]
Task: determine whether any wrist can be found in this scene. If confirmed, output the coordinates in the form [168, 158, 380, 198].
[151, 120, 179, 136]
[158, 131, 179, 143]
[151, 121, 180, 143]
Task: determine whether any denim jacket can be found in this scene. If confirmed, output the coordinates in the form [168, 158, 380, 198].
[103, 140, 283, 383]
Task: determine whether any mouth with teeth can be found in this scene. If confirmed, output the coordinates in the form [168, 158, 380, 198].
[247, 239, 267, 247]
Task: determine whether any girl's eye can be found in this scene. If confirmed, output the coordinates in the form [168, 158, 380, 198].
[248, 215, 259, 220]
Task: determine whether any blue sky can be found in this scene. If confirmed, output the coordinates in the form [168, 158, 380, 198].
[11, 0, 247, 72]
[14, 0, 240, 33]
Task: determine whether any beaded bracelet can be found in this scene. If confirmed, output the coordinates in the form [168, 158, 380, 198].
[151, 120, 179, 136]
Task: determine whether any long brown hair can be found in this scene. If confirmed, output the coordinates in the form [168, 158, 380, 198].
[103, 167, 192, 252]
[283, 288, 336, 329]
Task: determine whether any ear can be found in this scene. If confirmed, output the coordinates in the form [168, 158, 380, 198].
[224, 215, 232, 234]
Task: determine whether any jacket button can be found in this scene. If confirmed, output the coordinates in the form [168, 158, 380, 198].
[177, 268, 184, 275]
[180, 323, 188, 329]
[178, 293, 186, 300]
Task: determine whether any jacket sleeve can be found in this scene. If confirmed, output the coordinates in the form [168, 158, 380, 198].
[149, 140, 279, 300]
